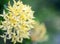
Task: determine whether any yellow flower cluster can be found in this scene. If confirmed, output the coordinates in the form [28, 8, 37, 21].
[0, 0, 34, 44]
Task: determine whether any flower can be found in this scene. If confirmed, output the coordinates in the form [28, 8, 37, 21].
[0, 0, 34, 44]
[31, 21, 48, 42]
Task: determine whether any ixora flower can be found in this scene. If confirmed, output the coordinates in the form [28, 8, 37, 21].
[0, 0, 35, 44]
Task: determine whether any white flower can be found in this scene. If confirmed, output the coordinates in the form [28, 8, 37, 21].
[0, 0, 35, 44]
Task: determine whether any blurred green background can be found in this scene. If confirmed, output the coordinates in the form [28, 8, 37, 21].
[0, 0, 60, 44]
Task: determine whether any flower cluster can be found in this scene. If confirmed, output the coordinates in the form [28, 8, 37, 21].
[0, 0, 34, 44]
[31, 21, 48, 42]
